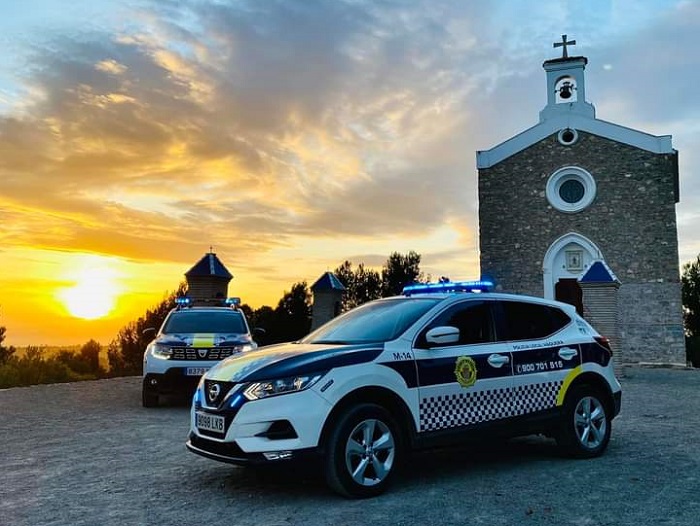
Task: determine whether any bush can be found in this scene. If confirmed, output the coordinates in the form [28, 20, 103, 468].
[108, 284, 186, 376]
[0, 344, 105, 389]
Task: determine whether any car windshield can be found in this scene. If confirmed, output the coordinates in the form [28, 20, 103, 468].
[162, 310, 247, 334]
[301, 297, 440, 344]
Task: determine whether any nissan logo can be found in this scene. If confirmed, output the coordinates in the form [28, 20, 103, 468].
[207, 383, 221, 403]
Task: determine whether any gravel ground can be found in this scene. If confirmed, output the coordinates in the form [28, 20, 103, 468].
[1, 366, 699, 526]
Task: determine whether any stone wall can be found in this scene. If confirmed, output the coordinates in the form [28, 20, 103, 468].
[618, 282, 686, 364]
[186, 277, 229, 302]
[478, 131, 685, 363]
[580, 283, 620, 352]
[311, 290, 343, 330]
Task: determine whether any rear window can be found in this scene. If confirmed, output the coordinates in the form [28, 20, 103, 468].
[499, 301, 571, 341]
[162, 310, 247, 334]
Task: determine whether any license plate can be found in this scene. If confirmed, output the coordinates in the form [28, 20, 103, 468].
[186, 367, 209, 376]
[196, 412, 225, 433]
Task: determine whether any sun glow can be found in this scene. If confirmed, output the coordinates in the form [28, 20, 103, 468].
[58, 259, 121, 320]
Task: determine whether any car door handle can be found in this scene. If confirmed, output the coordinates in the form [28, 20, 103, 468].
[488, 354, 510, 368]
[558, 347, 578, 360]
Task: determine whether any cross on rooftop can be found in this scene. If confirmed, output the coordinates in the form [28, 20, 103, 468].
[553, 34, 576, 59]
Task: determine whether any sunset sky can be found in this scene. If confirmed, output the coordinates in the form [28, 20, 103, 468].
[1, 0, 698, 346]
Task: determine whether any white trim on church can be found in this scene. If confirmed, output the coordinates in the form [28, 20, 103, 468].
[542, 232, 603, 300]
[476, 114, 673, 169]
[476, 51, 674, 169]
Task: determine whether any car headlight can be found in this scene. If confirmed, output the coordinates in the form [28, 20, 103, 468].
[149, 343, 173, 359]
[243, 373, 324, 401]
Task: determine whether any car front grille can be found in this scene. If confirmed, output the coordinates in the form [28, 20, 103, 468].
[203, 379, 237, 407]
[171, 346, 241, 361]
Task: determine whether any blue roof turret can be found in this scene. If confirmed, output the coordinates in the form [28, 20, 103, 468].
[185, 252, 233, 279]
[311, 272, 346, 292]
[578, 260, 619, 284]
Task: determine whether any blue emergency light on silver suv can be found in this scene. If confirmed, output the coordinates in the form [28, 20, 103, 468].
[186, 281, 621, 498]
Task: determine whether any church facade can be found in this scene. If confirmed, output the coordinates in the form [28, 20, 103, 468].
[476, 37, 685, 364]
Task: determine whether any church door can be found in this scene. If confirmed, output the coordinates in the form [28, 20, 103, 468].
[555, 279, 583, 315]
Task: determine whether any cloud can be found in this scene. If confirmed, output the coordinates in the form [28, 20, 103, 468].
[588, 2, 700, 127]
[0, 0, 486, 265]
[0, 0, 698, 277]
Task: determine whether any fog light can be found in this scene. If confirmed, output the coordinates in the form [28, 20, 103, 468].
[263, 451, 293, 461]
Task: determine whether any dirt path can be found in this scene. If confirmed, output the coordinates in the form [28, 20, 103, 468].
[1, 368, 699, 526]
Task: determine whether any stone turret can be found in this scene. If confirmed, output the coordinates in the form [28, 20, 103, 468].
[185, 251, 233, 303]
[311, 272, 345, 330]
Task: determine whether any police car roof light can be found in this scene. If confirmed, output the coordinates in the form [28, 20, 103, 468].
[402, 280, 494, 296]
[175, 297, 192, 309]
[225, 297, 241, 308]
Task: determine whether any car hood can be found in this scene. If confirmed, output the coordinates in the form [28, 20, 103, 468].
[155, 333, 252, 346]
[206, 342, 384, 383]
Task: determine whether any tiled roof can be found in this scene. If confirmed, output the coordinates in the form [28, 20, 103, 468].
[579, 260, 619, 283]
[185, 253, 233, 279]
[311, 272, 345, 291]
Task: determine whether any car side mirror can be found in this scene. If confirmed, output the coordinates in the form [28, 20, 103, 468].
[142, 327, 156, 337]
[253, 327, 266, 338]
[425, 326, 460, 346]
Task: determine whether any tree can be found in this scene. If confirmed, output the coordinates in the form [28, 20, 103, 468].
[0, 325, 15, 365]
[0, 307, 16, 365]
[333, 261, 382, 311]
[79, 339, 103, 375]
[271, 282, 312, 343]
[248, 305, 276, 346]
[381, 251, 424, 297]
[108, 283, 187, 376]
[681, 256, 700, 366]
[333, 251, 425, 312]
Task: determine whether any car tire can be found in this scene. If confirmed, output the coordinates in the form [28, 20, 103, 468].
[556, 384, 611, 458]
[142, 390, 159, 408]
[323, 403, 402, 498]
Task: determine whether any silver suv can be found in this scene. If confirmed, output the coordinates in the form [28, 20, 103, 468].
[142, 300, 257, 407]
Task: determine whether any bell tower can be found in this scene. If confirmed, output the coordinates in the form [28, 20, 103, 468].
[539, 35, 595, 122]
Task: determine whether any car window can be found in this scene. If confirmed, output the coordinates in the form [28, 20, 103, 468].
[499, 301, 570, 341]
[162, 310, 247, 334]
[302, 298, 441, 344]
[417, 300, 494, 348]
[548, 306, 571, 333]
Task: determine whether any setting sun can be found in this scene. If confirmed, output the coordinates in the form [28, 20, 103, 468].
[58, 259, 121, 320]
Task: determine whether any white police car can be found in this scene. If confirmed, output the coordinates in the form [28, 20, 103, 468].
[142, 297, 258, 407]
[186, 281, 622, 497]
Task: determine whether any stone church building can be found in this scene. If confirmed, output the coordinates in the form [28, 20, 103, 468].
[477, 36, 685, 364]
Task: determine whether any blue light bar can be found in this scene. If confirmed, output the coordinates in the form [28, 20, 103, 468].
[402, 280, 494, 296]
[225, 297, 241, 307]
[175, 297, 192, 306]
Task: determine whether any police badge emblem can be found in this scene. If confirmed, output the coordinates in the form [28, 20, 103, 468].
[454, 356, 477, 388]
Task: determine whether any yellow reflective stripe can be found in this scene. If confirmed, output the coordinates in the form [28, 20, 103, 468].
[192, 334, 215, 348]
[556, 366, 583, 406]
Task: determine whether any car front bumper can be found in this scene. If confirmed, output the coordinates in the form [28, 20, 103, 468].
[186, 433, 318, 465]
[188, 386, 333, 459]
[143, 371, 202, 396]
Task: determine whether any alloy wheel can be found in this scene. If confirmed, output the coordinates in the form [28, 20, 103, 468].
[344, 418, 396, 487]
[574, 396, 607, 450]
